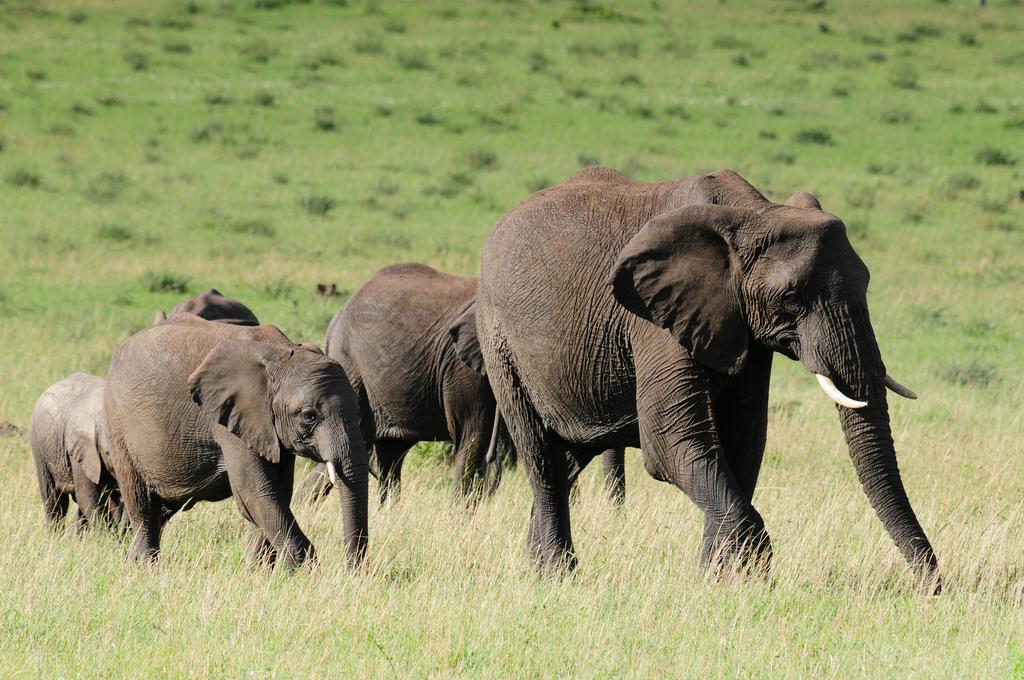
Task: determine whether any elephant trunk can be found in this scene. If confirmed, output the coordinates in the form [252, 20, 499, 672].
[320, 420, 369, 566]
[813, 304, 939, 592]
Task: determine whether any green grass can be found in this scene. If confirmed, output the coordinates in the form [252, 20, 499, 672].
[1, 0, 1023, 676]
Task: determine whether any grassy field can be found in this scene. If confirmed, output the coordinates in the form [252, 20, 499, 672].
[1, 0, 1022, 675]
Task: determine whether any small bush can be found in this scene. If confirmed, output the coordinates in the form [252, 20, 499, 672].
[463, 148, 499, 171]
[767, 151, 796, 165]
[889, 64, 919, 90]
[300, 194, 337, 216]
[945, 172, 982, 196]
[959, 32, 979, 47]
[664, 104, 690, 120]
[163, 41, 192, 54]
[231, 219, 275, 237]
[140, 270, 189, 294]
[97, 224, 133, 242]
[793, 128, 833, 145]
[6, 169, 41, 188]
[252, 91, 276, 107]
[383, 18, 406, 34]
[122, 50, 150, 71]
[975, 147, 1015, 166]
[880, 108, 912, 124]
[941, 361, 996, 388]
[731, 53, 750, 67]
[314, 106, 337, 131]
[70, 102, 94, 116]
[353, 37, 385, 55]
[204, 91, 232, 106]
[529, 51, 551, 73]
[974, 99, 998, 114]
[25, 69, 46, 82]
[83, 172, 129, 204]
[239, 38, 277, 63]
[396, 51, 429, 70]
[96, 94, 124, 107]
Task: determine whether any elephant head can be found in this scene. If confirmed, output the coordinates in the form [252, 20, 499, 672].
[155, 289, 260, 327]
[610, 190, 938, 591]
[188, 340, 368, 565]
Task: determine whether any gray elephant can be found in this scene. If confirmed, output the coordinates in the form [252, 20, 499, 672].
[30, 373, 122, 530]
[103, 313, 369, 568]
[467, 166, 938, 591]
[154, 288, 259, 326]
[306, 263, 628, 505]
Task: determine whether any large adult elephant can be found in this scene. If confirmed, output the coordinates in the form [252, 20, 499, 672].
[29, 373, 121, 530]
[470, 166, 938, 591]
[104, 314, 368, 568]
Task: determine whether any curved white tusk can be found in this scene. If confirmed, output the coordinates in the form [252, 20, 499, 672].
[884, 374, 917, 400]
[326, 461, 339, 486]
[815, 374, 868, 409]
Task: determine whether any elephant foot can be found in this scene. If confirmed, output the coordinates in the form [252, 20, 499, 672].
[275, 539, 316, 572]
[700, 511, 772, 579]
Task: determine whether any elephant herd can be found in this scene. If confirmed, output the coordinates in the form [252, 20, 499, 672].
[29, 166, 940, 592]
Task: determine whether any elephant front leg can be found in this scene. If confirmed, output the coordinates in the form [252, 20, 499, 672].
[217, 431, 313, 571]
[635, 347, 771, 576]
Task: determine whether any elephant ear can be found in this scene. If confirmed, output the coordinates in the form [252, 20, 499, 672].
[784, 191, 822, 210]
[66, 408, 103, 485]
[610, 204, 752, 375]
[448, 299, 486, 376]
[188, 340, 281, 463]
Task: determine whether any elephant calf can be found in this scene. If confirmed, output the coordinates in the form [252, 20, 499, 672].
[103, 314, 369, 569]
[30, 373, 122, 530]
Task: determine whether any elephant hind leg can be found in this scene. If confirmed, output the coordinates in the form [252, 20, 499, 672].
[601, 448, 626, 507]
[486, 353, 574, 573]
[34, 459, 69, 529]
[373, 439, 411, 505]
[106, 431, 162, 562]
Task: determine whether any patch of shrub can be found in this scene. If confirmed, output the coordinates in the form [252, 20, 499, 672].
[25, 69, 46, 82]
[424, 171, 474, 199]
[975, 147, 1015, 166]
[577, 153, 600, 167]
[314, 106, 337, 131]
[140, 270, 189, 293]
[889, 64, 919, 90]
[231, 219, 275, 237]
[941, 361, 996, 388]
[353, 36, 385, 55]
[83, 172, 129, 204]
[959, 32, 979, 47]
[70, 102, 93, 116]
[880, 108, 912, 124]
[97, 224, 133, 242]
[767, 151, 796, 165]
[204, 91, 233, 106]
[528, 51, 551, 73]
[793, 128, 833, 145]
[163, 41, 192, 54]
[239, 38, 277, 63]
[6, 169, 41, 188]
[396, 50, 429, 70]
[974, 99, 998, 114]
[300, 194, 337, 216]
[463, 148, 499, 171]
[252, 91, 275, 107]
[731, 53, 750, 67]
[383, 18, 406, 34]
[943, 174, 981, 200]
[96, 94, 124, 107]
[122, 50, 150, 71]
[415, 112, 440, 126]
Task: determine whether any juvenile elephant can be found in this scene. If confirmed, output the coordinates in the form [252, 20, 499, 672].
[30, 373, 122, 530]
[309, 263, 629, 505]
[154, 288, 259, 326]
[104, 314, 368, 568]
[470, 166, 938, 591]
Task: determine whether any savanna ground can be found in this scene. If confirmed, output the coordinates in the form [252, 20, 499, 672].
[0, 0, 1022, 675]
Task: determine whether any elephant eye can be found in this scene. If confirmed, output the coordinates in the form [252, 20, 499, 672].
[299, 406, 319, 424]
[781, 291, 802, 316]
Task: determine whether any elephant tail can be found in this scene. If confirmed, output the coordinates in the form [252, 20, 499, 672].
[485, 409, 502, 466]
